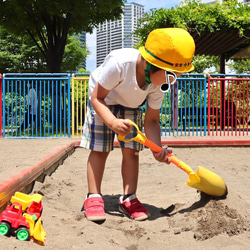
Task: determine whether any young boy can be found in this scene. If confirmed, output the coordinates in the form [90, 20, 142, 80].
[81, 28, 195, 221]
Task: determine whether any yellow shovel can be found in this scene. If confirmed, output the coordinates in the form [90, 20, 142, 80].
[24, 214, 46, 243]
[118, 120, 227, 197]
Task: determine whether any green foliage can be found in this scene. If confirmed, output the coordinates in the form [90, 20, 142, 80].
[78, 68, 91, 74]
[0, 27, 89, 73]
[0, 27, 46, 73]
[136, 0, 250, 46]
[227, 59, 250, 74]
[0, 0, 125, 72]
[61, 35, 89, 73]
[0, 0, 125, 35]
[192, 55, 220, 74]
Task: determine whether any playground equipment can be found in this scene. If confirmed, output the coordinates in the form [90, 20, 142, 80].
[118, 120, 227, 197]
[0, 192, 46, 243]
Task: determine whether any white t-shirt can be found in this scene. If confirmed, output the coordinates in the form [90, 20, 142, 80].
[89, 48, 164, 109]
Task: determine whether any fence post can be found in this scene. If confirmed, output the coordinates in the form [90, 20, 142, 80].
[204, 75, 207, 136]
[71, 74, 75, 137]
[207, 74, 211, 136]
[68, 73, 71, 138]
[0, 74, 2, 137]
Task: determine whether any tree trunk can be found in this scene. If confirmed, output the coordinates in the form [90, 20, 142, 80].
[46, 47, 63, 73]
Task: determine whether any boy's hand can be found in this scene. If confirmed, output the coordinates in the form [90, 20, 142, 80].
[111, 118, 132, 136]
[152, 148, 172, 164]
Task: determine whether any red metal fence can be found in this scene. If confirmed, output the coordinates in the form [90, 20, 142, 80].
[207, 74, 249, 136]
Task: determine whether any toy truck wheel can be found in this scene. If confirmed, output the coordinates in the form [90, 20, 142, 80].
[0, 222, 10, 236]
[16, 227, 30, 241]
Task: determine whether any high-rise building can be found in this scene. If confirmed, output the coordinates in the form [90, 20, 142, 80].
[96, 2, 145, 67]
[79, 31, 87, 69]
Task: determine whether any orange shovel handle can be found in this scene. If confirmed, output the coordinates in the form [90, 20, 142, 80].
[144, 138, 193, 175]
[144, 139, 162, 153]
[118, 120, 193, 175]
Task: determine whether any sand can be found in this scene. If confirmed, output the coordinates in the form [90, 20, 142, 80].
[0, 139, 249, 249]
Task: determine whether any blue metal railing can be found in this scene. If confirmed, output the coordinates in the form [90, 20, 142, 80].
[1, 73, 249, 138]
[160, 74, 207, 137]
[2, 73, 71, 138]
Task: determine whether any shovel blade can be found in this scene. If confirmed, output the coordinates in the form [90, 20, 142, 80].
[33, 218, 46, 243]
[186, 166, 227, 197]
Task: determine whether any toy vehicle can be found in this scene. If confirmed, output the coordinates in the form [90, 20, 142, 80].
[0, 203, 30, 240]
[0, 192, 46, 243]
[11, 192, 43, 220]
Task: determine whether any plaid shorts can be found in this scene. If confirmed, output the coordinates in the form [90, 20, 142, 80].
[80, 101, 144, 152]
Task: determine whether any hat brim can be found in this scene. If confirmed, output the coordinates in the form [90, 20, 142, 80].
[139, 46, 195, 73]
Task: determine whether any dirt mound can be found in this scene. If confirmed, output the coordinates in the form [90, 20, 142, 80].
[162, 192, 249, 241]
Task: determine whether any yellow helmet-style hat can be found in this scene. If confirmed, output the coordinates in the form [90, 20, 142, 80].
[139, 28, 195, 73]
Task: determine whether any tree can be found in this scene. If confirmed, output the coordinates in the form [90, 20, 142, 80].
[0, 26, 47, 73]
[61, 35, 90, 73]
[192, 55, 220, 74]
[0, 0, 125, 72]
[78, 68, 91, 74]
[0, 27, 89, 73]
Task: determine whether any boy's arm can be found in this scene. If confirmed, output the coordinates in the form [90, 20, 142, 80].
[144, 105, 171, 164]
[144, 105, 162, 147]
[91, 82, 132, 135]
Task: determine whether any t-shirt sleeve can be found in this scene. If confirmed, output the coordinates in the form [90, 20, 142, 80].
[147, 87, 164, 110]
[98, 56, 123, 90]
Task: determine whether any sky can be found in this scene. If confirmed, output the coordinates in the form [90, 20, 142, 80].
[86, 0, 180, 72]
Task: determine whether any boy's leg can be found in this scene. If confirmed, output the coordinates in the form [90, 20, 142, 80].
[119, 147, 150, 221]
[119, 136, 151, 222]
[84, 150, 109, 222]
[121, 147, 139, 195]
[87, 150, 109, 194]
[117, 106, 150, 221]
[117, 105, 143, 194]
[81, 101, 115, 221]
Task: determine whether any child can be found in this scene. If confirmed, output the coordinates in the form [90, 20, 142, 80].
[20, 83, 37, 130]
[81, 28, 195, 222]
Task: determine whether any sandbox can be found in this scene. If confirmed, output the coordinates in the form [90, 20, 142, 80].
[0, 139, 249, 249]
